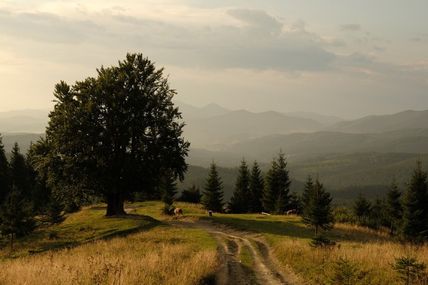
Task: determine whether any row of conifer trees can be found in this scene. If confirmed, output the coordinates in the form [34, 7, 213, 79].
[199, 152, 428, 242]
[351, 161, 428, 242]
[199, 152, 334, 236]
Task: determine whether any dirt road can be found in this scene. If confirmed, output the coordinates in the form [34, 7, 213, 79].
[170, 219, 298, 285]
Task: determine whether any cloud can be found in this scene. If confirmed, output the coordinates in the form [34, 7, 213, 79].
[227, 9, 283, 35]
[0, 7, 337, 72]
[340, 24, 361, 32]
[0, 9, 103, 44]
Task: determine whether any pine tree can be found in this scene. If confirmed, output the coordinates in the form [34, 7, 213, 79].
[263, 152, 291, 213]
[275, 152, 291, 213]
[160, 171, 177, 215]
[179, 185, 201, 203]
[45, 196, 64, 224]
[353, 194, 372, 225]
[0, 188, 35, 250]
[289, 192, 303, 214]
[262, 160, 278, 212]
[202, 163, 224, 212]
[302, 175, 314, 210]
[369, 198, 385, 230]
[302, 177, 334, 236]
[249, 161, 264, 213]
[402, 161, 428, 241]
[385, 181, 403, 235]
[229, 159, 250, 213]
[9, 143, 32, 199]
[0, 134, 10, 204]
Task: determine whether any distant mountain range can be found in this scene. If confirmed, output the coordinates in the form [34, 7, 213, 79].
[0, 109, 48, 133]
[2, 103, 428, 202]
[327, 110, 428, 133]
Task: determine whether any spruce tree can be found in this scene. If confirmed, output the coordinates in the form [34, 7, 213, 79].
[202, 163, 224, 212]
[402, 161, 428, 241]
[353, 194, 372, 225]
[275, 152, 291, 213]
[160, 171, 177, 215]
[302, 175, 314, 210]
[249, 161, 264, 213]
[385, 181, 403, 235]
[262, 160, 278, 212]
[0, 188, 35, 250]
[369, 198, 385, 230]
[302, 177, 334, 236]
[9, 143, 32, 199]
[263, 152, 291, 213]
[229, 159, 250, 213]
[288, 192, 303, 214]
[179, 185, 201, 203]
[0, 135, 10, 204]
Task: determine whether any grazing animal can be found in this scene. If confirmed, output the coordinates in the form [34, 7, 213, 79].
[286, 209, 297, 215]
[208, 210, 213, 217]
[174, 208, 183, 216]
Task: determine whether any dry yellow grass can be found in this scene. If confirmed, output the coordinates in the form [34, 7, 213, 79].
[272, 226, 428, 285]
[0, 226, 218, 285]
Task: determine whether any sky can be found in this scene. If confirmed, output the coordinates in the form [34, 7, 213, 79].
[0, 0, 427, 118]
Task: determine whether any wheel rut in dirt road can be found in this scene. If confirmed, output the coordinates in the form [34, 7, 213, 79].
[169, 219, 296, 285]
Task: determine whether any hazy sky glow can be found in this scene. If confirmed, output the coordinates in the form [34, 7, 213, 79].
[0, 0, 427, 118]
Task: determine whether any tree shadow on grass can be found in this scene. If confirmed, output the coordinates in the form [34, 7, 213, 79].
[1, 214, 162, 258]
[204, 215, 389, 243]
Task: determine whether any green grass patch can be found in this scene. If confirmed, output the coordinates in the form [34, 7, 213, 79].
[0, 204, 159, 259]
[239, 245, 254, 267]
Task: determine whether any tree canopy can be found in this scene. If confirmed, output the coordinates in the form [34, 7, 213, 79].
[34, 53, 190, 216]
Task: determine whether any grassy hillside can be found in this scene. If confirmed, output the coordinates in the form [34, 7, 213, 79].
[201, 212, 428, 285]
[1, 201, 426, 284]
[0, 202, 218, 285]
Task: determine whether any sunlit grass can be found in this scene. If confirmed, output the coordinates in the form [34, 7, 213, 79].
[0, 226, 217, 285]
[0, 202, 219, 285]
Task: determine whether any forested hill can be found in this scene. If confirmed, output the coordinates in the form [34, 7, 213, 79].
[180, 152, 428, 203]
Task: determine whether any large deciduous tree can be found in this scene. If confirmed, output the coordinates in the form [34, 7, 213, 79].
[36, 53, 190, 216]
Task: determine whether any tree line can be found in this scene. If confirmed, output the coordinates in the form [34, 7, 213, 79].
[0, 139, 64, 249]
[200, 152, 334, 236]
[349, 161, 428, 242]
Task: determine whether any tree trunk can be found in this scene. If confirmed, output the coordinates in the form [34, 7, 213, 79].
[106, 192, 126, 216]
[10, 233, 14, 252]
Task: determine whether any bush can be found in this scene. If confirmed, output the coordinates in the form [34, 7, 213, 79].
[179, 185, 201, 203]
[333, 206, 355, 223]
[309, 235, 336, 248]
[329, 257, 368, 285]
[393, 256, 427, 285]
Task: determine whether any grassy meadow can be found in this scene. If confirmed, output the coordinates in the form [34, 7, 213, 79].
[1, 201, 427, 284]
[201, 212, 428, 285]
[0, 202, 218, 285]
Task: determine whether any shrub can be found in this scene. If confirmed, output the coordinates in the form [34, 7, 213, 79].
[393, 256, 427, 285]
[329, 257, 368, 285]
